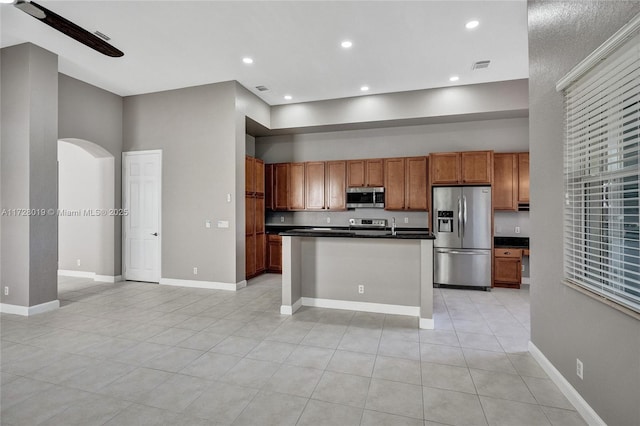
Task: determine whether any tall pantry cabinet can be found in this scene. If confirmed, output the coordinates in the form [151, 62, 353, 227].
[246, 156, 265, 279]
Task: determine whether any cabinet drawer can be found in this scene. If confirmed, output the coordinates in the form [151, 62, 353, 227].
[494, 248, 522, 258]
[268, 234, 282, 243]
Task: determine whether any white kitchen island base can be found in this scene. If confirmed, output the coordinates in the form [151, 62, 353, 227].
[280, 235, 434, 329]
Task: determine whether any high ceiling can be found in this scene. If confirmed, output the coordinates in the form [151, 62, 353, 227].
[0, 1, 528, 105]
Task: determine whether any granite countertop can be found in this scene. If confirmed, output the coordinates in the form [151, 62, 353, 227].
[276, 226, 434, 240]
[494, 236, 530, 248]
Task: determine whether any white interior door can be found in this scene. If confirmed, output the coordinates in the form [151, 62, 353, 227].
[123, 150, 161, 282]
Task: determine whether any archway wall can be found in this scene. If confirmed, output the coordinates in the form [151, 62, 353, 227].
[58, 140, 115, 276]
[58, 74, 123, 277]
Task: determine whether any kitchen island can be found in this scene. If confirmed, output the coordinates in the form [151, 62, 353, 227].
[279, 229, 436, 329]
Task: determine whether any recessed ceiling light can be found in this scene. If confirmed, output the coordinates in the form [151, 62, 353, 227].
[360, 86, 369, 92]
[465, 20, 479, 29]
[242, 57, 254, 64]
[449, 76, 460, 82]
[341, 40, 353, 48]
[0, 0, 15, 4]
[284, 95, 292, 100]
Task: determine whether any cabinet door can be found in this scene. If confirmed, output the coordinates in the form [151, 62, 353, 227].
[366, 159, 385, 187]
[265, 164, 273, 210]
[326, 161, 346, 210]
[245, 156, 255, 194]
[255, 159, 265, 196]
[267, 235, 282, 273]
[431, 153, 461, 185]
[405, 157, 428, 211]
[274, 163, 289, 211]
[245, 196, 255, 235]
[494, 257, 521, 284]
[518, 153, 530, 203]
[461, 151, 492, 184]
[246, 234, 256, 278]
[384, 158, 405, 210]
[305, 161, 326, 210]
[347, 160, 366, 187]
[255, 233, 266, 273]
[493, 153, 518, 211]
[289, 163, 305, 210]
[255, 196, 265, 233]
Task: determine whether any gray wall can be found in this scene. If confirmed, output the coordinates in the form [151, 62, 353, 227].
[58, 74, 123, 276]
[257, 117, 529, 163]
[123, 81, 240, 284]
[271, 79, 528, 130]
[528, 2, 640, 425]
[1, 44, 58, 307]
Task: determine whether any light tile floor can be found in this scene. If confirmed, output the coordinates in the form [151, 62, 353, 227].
[0, 274, 587, 426]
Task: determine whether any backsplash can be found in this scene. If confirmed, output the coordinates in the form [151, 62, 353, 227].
[266, 209, 429, 228]
[494, 211, 530, 237]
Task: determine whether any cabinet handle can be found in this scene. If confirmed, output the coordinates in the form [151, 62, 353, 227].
[504, 251, 511, 255]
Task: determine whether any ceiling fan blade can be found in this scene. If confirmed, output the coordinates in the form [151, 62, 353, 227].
[15, 1, 124, 57]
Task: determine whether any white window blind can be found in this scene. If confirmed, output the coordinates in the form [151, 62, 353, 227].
[563, 31, 640, 314]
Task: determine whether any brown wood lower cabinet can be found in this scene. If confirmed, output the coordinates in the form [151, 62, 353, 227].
[267, 234, 282, 273]
[494, 248, 522, 289]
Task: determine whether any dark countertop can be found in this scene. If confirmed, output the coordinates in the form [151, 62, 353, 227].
[494, 236, 529, 248]
[277, 227, 434, 240]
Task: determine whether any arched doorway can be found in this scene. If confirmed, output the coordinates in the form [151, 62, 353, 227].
[57, 138, 117, 284]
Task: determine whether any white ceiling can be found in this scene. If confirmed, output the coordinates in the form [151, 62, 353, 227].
[0, 1, 529, 105]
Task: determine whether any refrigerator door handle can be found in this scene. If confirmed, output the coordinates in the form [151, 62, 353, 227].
[436, 249, 490, 255]
[457, 197, 462, 238]
[462, 195, 467, 239]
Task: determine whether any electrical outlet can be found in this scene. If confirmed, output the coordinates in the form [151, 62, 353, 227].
[326, 217, 331, 224]
[4, 286, 8, 296]
[205, 220, 211, 228]
[515, 226, 521, 234]
[280, 216, 284, 223]
[522, 264, 525, 272]
[404, 217, 409, 224]
[76, 259, 81, 266]
[576, 358, 584, 379]
[358, 285, 364, 294]
[193, 267, 198, 275]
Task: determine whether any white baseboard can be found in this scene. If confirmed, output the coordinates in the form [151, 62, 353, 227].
[528, 341, 604, 426]
[0, 300, 60, 316]
[58, 270, 122, 283]
[300, 297, 420, 317]
[94, 275, 123, 283]
[280, 298, 302, 315]
[159, 278, 243, 291]
[521, 277, 531, 285]
[419, 318, 434, 329]
[58, 269, 95, 279]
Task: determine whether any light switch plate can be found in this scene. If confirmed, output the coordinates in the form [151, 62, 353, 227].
[217, 220, 229, 228]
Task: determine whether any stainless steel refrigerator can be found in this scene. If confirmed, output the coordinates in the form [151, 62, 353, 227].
[432, 186, 492, 289]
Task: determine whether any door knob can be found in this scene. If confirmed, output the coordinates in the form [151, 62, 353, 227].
[151, 232, 158, 236]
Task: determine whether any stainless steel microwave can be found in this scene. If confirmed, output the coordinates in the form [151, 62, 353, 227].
[346, 187, 385, 208]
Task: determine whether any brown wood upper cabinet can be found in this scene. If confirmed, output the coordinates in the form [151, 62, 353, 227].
[273, 163, 290, 211]
[493, 153, 518, 211]
[245, 156, 264, 195]
[431, 151, 493, 185]
[305, 161, 347, 210]
[384, 156, 428, 211]
[518, 153, 530, 203]
[325, 161, 347, 210]
[305, 161, 325, 210]
[289, 162, 305, 211]
[492, 152, 530, 211]
[347, 159, 384, 187]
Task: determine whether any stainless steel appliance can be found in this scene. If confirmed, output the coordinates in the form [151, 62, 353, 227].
[346, 187, 385, 208]
[433, 186, 492, 289]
